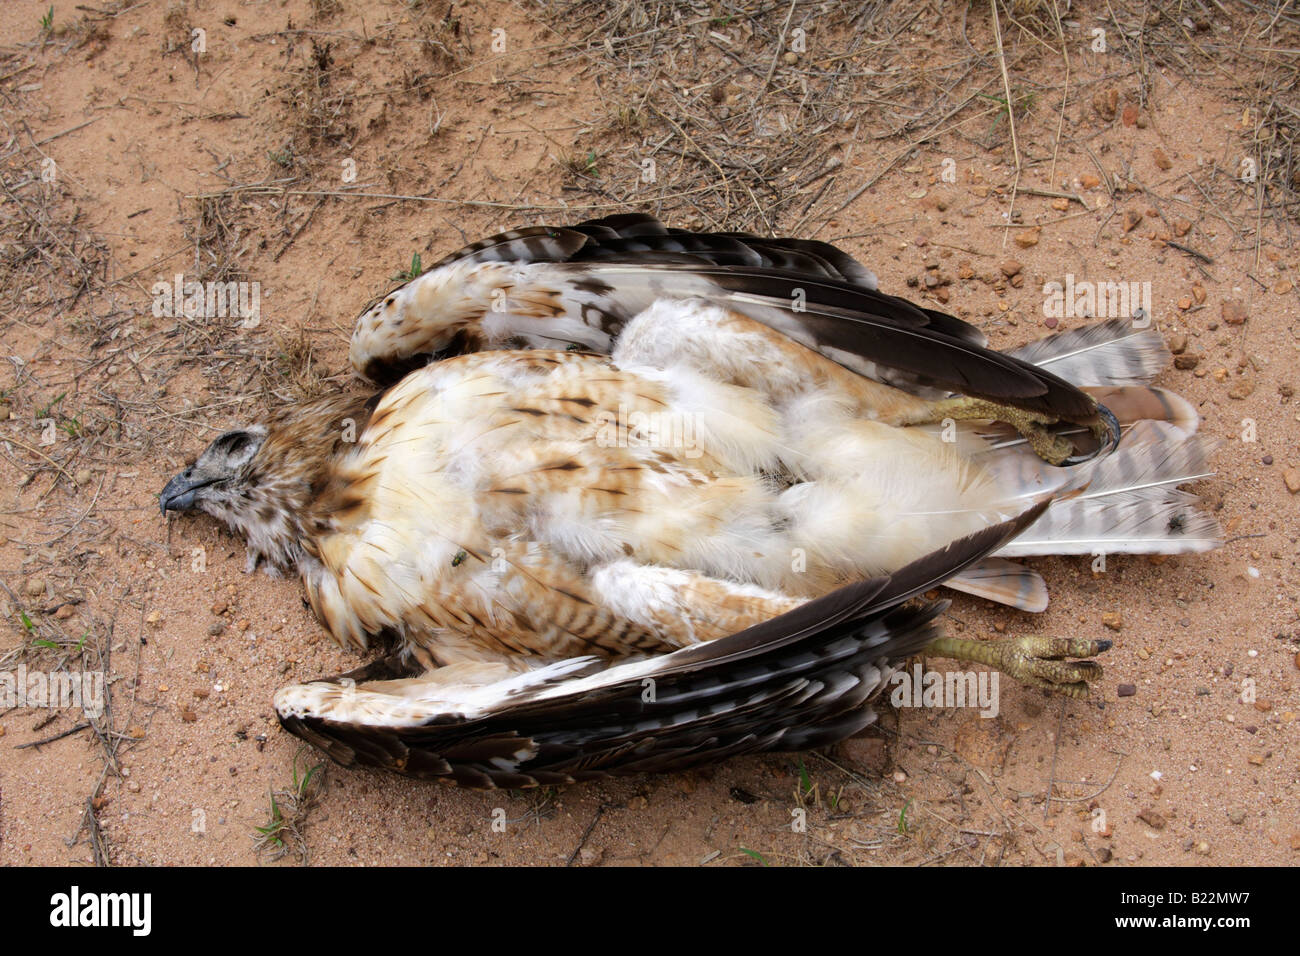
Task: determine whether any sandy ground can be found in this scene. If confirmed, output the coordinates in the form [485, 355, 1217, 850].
[0, 0, 1296, 867]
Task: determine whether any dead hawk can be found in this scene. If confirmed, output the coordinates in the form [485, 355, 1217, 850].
[161, 215, 1220, 787]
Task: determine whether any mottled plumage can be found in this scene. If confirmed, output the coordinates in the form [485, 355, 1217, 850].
[160, 217, 1222, 786]
[350, 214, 1117, 464]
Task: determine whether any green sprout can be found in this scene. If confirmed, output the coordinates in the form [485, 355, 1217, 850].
[392, 252, 423, 282]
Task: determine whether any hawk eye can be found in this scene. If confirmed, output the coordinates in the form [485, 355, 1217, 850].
[217, 432, 251, 456]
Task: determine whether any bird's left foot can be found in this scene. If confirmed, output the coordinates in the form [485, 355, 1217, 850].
[924, 633, 1109, 699]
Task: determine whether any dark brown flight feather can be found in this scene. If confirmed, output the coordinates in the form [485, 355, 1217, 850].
[278, 505, 1045, 787]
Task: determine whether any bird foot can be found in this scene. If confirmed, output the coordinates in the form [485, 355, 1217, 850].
[921, 397, 1076, 465]
[935, 398, 1076, 465]
[924, 633, 1110, 699]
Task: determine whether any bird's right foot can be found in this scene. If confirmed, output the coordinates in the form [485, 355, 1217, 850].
[923, 633, 1110, 699]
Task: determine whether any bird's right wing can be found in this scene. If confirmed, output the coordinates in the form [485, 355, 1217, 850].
[274, 502, 1048, 787]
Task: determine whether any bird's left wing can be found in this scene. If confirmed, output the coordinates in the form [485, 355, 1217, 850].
[349, 214, 1103, 431]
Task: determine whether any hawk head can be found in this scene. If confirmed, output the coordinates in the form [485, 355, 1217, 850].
[159, 392, 377, 570]
[160, 427, 267, 518]
[160, 422, 321, 573]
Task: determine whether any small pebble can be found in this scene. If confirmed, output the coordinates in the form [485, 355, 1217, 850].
[1138, 808, 1167, 830]
[1221, 300, 1249, 325]
[1228, 377, 1256, 400]
[1117, 684, 1137, 697]
[1228, 809, 1246, 825]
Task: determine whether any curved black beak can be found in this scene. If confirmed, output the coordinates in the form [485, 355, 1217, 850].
[159, 469, 217, 515]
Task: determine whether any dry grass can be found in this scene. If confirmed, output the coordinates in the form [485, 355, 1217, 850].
[283, 38, 358, 152]
[260, 328, 331, 404]
[533, 0, 1300, 242]
[185, 194, 247, 285]
[310, 0, 344, 22]
[1088, 0, 1300, 225]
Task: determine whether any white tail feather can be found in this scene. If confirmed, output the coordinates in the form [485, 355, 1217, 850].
[994, 424, 1222, 557]
[995, 501, 1222, 556]
[1007, 318, 1171, 387]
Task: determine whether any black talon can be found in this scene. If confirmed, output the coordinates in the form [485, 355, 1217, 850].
[1060, 402, 1121, 466]
[1097, 403, 1121, 450]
